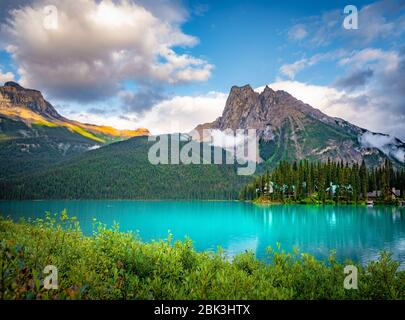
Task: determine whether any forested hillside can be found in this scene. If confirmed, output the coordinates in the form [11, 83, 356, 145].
[0, 136, 249, 200]
[0, 116, 101, 179]
[0, 82, 149, 179]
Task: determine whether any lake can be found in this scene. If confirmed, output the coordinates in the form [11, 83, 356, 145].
[1, 200, 405, 268]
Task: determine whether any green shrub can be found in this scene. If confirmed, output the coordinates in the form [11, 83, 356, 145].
[0, 214, 404, 300]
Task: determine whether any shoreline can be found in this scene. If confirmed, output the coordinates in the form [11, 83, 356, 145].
[1, 216, 404, 300]
[0, 198, 403, 207]
[250, 197, 403, 206]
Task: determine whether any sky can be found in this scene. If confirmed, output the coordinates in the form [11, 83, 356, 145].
[0, 0, 404, 139]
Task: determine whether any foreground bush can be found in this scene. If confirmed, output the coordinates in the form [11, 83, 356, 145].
[0, 213, 404, 300]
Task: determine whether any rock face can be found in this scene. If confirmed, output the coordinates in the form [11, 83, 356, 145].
[0, 81, 63, 120]
[194, 84, 404, 167]
[201, 84, 360, 138]
[0, 82, 150, 142]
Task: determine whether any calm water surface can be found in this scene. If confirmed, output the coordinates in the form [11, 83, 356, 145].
[1, 200, 405, 267]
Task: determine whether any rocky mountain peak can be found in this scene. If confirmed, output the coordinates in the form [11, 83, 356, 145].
[261, 85, 275, 95]
[0, 82, 63, 120]
[4, 81, 25, 90]
[229, 84, 255, 94]
[210, 84, 330, 133]
[192, 84, 396, 166]
[216, 84, 261, 130]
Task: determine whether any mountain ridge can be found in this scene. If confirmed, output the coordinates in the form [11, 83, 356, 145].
[1, 83, 404, 200]
[193, 84, 404, 167]
[0, 82, 149, 179]
[0, 81, 149, 143]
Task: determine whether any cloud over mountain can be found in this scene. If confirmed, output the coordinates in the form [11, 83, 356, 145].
[334, 69, 374, 90]
[70, 91, 227, 135]
[256, 75, 405, 141]
[335, 47, 405, 138]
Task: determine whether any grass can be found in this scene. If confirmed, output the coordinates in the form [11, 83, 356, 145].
[64, 123, 105, 143]
[0, 212, 404, 300]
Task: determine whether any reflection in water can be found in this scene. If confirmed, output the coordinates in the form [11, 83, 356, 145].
[0, 201, 405, 268]
[250, 204, 405, 268]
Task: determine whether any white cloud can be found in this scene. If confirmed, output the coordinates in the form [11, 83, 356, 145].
[208, 129, 259, 163]
[359, 132, 405, 162]
[339, 48, 399, 72]
[353, 0, 400, 43]
[287, 0, 405, 47]
[1, 0, 212, 102]
[288, 24, 308, 41]
[209, 129, 246, 148]
[137, 92, 227, 134]
[256, 79, 405, 140]
[0, 69, 14, 83]
[275, 46, 405, 141]
[335, 47, 405, 134]
[68, 91, 227, 135]
[279, 59, 308, 79]
[256, 80, 349, 116]
[279, 50, 347, 79]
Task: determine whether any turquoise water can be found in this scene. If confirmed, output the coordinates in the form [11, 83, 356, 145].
[1, 200, 405, 267]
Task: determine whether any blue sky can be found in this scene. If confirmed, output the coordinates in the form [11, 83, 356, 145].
[0, 0, 404, 138]
[177, 0, 402, 92]
[177, 0, 370, 92]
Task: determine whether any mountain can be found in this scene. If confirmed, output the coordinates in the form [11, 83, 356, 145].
[0, 136, 249, 200]
[193, 84, 405, 168]
[0, 82, 248, 200]
[0, 81, 149, 142]
[1, 83, 404, 201]
[0, 81, 149, 178]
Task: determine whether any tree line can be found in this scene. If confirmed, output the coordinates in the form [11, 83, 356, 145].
[240, 159, 405, 203]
